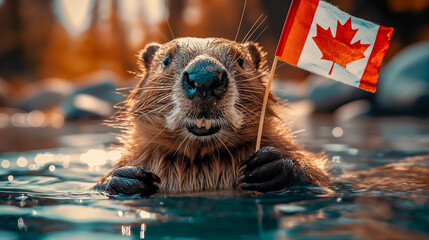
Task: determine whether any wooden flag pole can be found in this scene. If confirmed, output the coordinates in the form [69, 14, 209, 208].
[255, 56, 279, 151]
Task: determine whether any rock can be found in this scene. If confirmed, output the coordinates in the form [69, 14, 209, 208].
[375, 42, 429, 115]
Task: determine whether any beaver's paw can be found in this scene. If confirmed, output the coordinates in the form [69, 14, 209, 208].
[96, 166, 160, 197]
[239, 146, 300, 193]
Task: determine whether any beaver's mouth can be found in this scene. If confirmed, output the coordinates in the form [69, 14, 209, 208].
[187, 119, 220, 136]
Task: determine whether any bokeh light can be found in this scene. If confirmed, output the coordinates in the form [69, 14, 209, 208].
[34, 153, 56, 166]
[27, 110, 46, 127]
[10, 113, 28, 128]
[332, 127, 344, 138]
[16, 157, 28, 168]
[50, 113, 65, 128]
[1, 159, 10, 168]
[49, 165, 56, 172]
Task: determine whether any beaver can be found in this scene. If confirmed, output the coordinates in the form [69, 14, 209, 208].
[94, 37, 329, 196]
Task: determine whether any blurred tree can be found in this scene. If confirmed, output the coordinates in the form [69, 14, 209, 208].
[0, 0, 428, 84]
[0, 0, 56, 80]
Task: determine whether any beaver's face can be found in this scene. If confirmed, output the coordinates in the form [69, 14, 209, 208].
[135, 37, 267, 149]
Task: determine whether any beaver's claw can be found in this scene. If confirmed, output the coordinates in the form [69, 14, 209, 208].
[94, 166, 160, 197]
[239, 146, 301, 193]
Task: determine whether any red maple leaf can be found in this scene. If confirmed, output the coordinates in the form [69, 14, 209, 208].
[312, 17, 370, 75]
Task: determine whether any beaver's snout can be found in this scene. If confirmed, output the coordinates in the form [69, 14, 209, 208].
[181, 59, 228, 100]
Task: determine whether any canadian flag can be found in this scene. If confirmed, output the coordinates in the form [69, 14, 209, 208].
[276, 0, 394, 92]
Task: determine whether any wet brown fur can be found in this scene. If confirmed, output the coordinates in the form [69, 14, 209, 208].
[103, 37, 329, 193]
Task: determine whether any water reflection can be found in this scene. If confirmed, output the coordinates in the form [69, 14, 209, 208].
[140, 223, 147, 239]
[16, 157, 28, 168]
[1, 159, 10, 168]
[79, 148, 121, 171]
[121, 225, 131, 236]
[17, 217, 27, 231]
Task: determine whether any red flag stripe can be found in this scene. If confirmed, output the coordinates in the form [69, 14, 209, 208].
[275, 0, 319, 65]
[359, 26, 394, 92]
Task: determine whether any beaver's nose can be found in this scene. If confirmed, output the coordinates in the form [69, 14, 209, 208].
[182, 60, 228, 99]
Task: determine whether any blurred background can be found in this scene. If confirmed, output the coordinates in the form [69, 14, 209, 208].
[0, 0, 428, 153]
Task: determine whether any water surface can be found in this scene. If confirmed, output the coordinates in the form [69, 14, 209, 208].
[1, 117, 428, 239]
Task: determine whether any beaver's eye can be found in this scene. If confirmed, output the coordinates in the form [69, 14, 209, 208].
[163, 54, 172, 68]
[237, 56, 244, 68]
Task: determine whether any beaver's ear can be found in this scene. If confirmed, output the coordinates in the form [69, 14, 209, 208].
[244, 41, 267, 71]
[138, 43, 161, 72]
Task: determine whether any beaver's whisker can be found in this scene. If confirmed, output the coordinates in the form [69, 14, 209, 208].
[139, 86, 173, 89]
[156, 94, 171, 103]
[139, 125, 168, 150]
[156, 28, 169, 43]
[253, 24, 269, 42]
[212, 135, 221, 151]
[215, 135, 234, 160]
[182, 134, 193, 162]
[236, 86, 266, 90]
[237, 94, 262, 100]
[143, 102, 174, 114]
[243, 15, 268, 43]
[163, 73, 175, 77]
[174, 133, 190, 156]
[236, 103, 259, 117]
[241, 13, 264, 44]
[234, 73, 265, 80]
[164, 15, 175, 39]
[234, 0, 247, 41]
[156, 102, 174, 113]
[138, 89, 172, 93]
[235, 72, 266, 80]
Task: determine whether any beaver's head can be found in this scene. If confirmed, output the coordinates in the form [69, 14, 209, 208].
[128, 37, 271, 156]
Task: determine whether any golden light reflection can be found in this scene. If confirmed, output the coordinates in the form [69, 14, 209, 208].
[121, 225, 131, 236]
[140, 223, 146, 239]
[34, 153, 56, 166]
[8, 175, 14, 182]
[16, 157, 28, 168]
[107, 150, 122, 162]
[1, 159, 10, 168]
[117, 210, 123, 217]
[63, 161, 70, 168]
[49, 165, 56, 172]
[138, 210, 152, 219]
[28, 164, 39, 171]
[80, 149, 108, 170]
